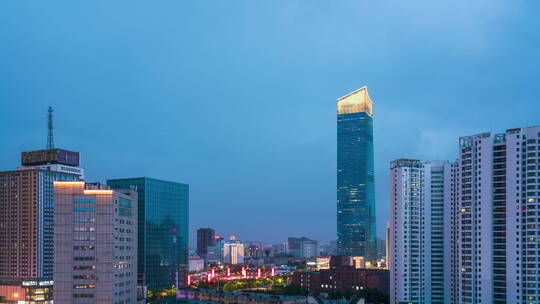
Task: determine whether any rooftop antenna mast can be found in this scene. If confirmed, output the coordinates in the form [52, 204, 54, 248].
[47, 106, 54, 150]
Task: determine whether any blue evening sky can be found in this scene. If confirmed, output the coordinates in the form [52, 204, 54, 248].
[1, 1, 539, 247]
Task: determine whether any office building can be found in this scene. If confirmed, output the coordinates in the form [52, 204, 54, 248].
[107, 177, 189, 290]
[205, 245, 221, 264]
[0, 149, 82, 303]
[301, 239, 319, 258]
[330, 240, 338, 255]
[197, 228, 216, 258]
[272, 242, 289, 254]
[288, 237, 320, 258]
[377, 238, 386, 260]
[389, 159, 456, 304]
[53, 181, 137, 303]
[262, 246, 275, 258]
[223, 242, 244, 265]
[337, 86, 377, 260]
[288, 237, 301, 257]
[245, 245, 264, 259]
[204, 236, 224, 264]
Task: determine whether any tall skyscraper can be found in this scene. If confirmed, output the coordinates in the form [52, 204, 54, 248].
[197, 228, 216, 257]
[455, 126, 540, 304]
[0, 150, 82, 302]
[53, 181, 138, 304]
[107, 177, 189, 290]
[389, 159, 456, 304]
[337, 86, 377, 260]
[387, 126, 540, 304]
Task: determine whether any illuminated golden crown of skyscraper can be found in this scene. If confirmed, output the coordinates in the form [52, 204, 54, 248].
[337, 86, 373, 116]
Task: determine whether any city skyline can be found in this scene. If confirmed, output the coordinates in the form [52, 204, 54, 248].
[2, 1, 540, 246]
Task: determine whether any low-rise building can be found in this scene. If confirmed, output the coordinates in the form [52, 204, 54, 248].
[292, 256, 389, 295]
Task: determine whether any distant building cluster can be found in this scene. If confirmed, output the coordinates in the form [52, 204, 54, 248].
[194, 230, 331, 268]
[390, 126, 540, 304]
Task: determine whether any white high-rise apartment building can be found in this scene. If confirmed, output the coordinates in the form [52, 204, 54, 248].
[53, 181, 137, 304]
[456, 126, 540, 304]
[390, 126, 540, 304]
[390, 159, 456, 304]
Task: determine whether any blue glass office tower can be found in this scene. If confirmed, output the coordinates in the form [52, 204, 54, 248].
[336, 86, 377, 261]
[107, 177, 189, 290]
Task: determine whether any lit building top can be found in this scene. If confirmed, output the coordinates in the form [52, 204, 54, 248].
[337, 86, 373, 116]
[53, 181, 114, 195]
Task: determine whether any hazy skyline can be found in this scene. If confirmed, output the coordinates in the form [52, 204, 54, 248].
[1, 1, 540, 246]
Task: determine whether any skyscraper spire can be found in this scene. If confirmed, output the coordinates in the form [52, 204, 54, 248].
[47, 106, 54, 150]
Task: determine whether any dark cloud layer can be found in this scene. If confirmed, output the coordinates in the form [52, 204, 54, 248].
[1, 0, 540, 246]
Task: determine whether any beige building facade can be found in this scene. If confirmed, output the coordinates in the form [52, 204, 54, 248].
[53, 181, 137, 304]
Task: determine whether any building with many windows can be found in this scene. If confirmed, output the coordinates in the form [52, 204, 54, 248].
[197, 228, 216, 261]
[389, 159, 456, 304]
[288, 237, 320, 258]
[455, 126, 540, 304]
[0, 149, 82, 303]
[222, 239, 244, 265]
[337, 86, 377, 261]
[389, 125, 540, 304]
[53, 181, 137, 304]
[107, 177, 189, 290]
[455, 131, 496, 303]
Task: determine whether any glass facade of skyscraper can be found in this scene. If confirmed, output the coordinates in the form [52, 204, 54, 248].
[107, 177, 189, 290]
[336, 86, 377, 261]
